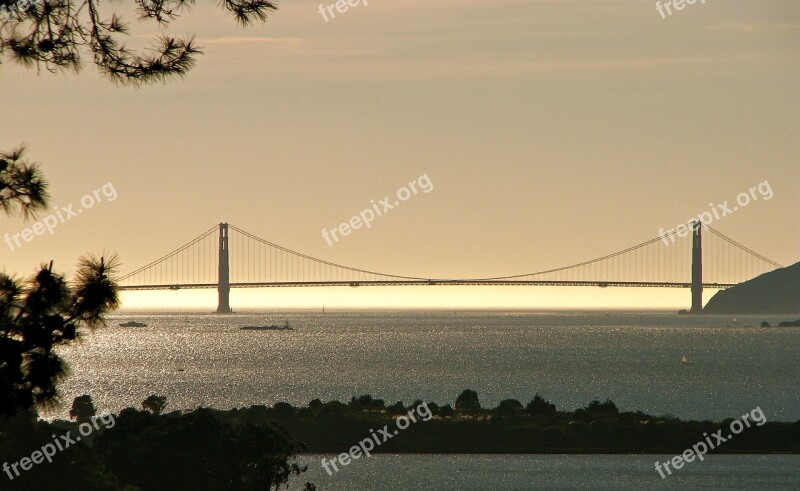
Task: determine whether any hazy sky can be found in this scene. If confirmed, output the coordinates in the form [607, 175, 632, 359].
[1, 0, 798, 309]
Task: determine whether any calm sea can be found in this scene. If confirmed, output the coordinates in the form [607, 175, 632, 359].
[291, 454, 800, 490]
[50, 310, 799, 489]
[54, 310, 800, 420]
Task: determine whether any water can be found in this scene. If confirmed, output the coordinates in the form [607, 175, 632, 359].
[50, 310, 800, 489]
[53, 310, 800, 421]
[290, 454, 800, 490]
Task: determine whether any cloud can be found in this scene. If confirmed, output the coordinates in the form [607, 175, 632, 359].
[702, 23, 800, 32]
[199, 36, 306, 46]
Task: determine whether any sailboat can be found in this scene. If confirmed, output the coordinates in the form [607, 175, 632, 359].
[681, 355, 688, 364]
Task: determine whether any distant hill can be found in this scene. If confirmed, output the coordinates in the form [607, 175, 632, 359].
[704, 261, 800, 314]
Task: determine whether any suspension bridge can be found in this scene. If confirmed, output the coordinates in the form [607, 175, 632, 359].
[118, 223, 783, 312]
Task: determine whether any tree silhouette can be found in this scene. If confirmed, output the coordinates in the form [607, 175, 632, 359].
[495, 399, 523, 417]
[0, 0, 278, 86]
[69, 394, 97, 424]
[142, 394, 167, 415]
[0, 254, 120, 416]
[455, 389, 481, 413]
[1, 144, 118, 419]
[526, 393, 557, 417]
[0, 3, 313, 487]
[0, 146, 48, 218]
[0, 0, 279, 416]
[585, 399, 619, 416]
[94, 408, 307, 490]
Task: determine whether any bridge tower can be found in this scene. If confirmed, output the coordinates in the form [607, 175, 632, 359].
[691, 220, 703, 313]
[217, 223, 232, 313]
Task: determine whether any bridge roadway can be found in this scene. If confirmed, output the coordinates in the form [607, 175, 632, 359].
[118, 280, 737, 291]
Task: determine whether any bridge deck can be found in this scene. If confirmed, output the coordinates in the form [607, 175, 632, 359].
[119, 280, 736, 291]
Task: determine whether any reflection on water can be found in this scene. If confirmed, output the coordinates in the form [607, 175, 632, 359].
[289, 454, 800, 490]
[51, 311, 800, 421]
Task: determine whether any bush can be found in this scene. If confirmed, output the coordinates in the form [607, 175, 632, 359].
[496, 399, 523, 417]
[526, 394, 557, 417]
[70, 395, 97, 424]
[350, 394, 385, 411]
[94, 408, 305, 490]
[387, 401, 406, 415]
[585, 399, 619, 416]
[455, 389, 481, 413]
[273, 402, 295, 419]
[142, 394, 167, 415]
[438, 404, 455, 418]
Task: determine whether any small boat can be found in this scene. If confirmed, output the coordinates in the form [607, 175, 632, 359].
[119, 321, 147, 327]
[240, 321, 293, 331]
[681, 355, 688, 364]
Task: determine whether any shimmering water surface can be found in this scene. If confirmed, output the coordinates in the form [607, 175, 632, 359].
[289, 454, 800, 490]
[54, 310, 800, 421]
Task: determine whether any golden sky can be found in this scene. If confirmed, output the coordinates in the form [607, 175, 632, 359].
[1, 0, 798, 309]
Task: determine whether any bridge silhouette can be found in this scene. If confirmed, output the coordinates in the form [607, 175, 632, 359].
[118, 223, 783, 312]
